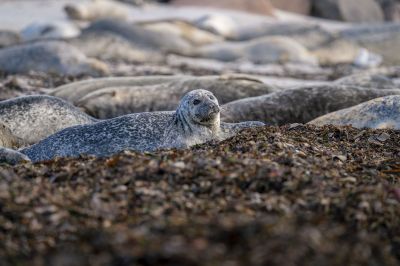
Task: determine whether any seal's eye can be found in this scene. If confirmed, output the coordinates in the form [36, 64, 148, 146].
[209, 95, 215, 100]
[193, 99, 201, 105]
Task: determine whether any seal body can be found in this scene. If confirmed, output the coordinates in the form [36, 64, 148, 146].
[0, 147, 30, 165]
[20, 21, 81, 42]
[0, 41, 108, 76]
[50, 75, 183, 103]
[221, 85, 400, 124]
[73, 75, 279, 118]
[309, 95, 400, 129]
[0, 30, 20, 48]
[21, 90, 263, 162]
[0, 95, 97, 145]
[0, 123, 24, 149]
[193, 36, 318, 65]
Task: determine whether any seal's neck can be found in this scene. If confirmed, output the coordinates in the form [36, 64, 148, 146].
[174, 109, 220, 138]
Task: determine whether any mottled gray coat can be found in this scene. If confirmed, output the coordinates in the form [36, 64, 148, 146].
[221, 85, 400, 124]
[0, 41, 108, 76]
[20, 90, 263, 163]
[0, 123, 24, 149]
[0, 95, 97, 145]
[74, 76, 279, 119]
[309, 95, 400, 129]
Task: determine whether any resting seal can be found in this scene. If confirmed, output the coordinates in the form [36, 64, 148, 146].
[220, 85, 400, 124]
[19, 90, 263, 163]
[0, 123, 24, 149]
[308, 95, 400, 129]
[0, 95, 97, 145]
[188, 36, 318, 65]
[0, 41, 109, 76]
[20, 21, 81, 42]
[72, 75, 279, 118]
[70, 19, 192, 63]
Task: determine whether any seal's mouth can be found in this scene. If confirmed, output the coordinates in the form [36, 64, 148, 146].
[197, 112, 219, 125]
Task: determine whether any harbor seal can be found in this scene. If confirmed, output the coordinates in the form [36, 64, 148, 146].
[335, 72, 400, 90]
[220, 85, 400, 124]
[0, 41, 109, 76]
[69, 19, 192, 63]
[308, 95, 400, 129]
[0, 95, 97, 145]
[72, 75, 280, 118]
[0, 147, 30, 165]
[188, 36, 318, 65]
[49, 76, 184, 103]
[0, 30, 20, 48]
[20, 21, 81, 42]
[64, 0, 132, 21]
[340, 23, 400, 65]
[78, 19, 191, 52]
[0, 123, 24, 149]
[19, 90, 263, 163]
[139, 19, 224, 46]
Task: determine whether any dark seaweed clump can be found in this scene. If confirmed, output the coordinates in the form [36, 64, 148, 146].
[0, 125, 399, 266]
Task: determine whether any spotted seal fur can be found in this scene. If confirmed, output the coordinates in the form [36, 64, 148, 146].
[308, 95, 400, 129]
[17, 90, 263, 163]
[0, 95, 97, 145]
[220, 85, 400, 124]
[0, 123, 24, 149]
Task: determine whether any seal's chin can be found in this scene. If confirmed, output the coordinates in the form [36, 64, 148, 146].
[195, 113, 219, 126]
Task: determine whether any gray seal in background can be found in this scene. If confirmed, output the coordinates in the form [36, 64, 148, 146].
[0, 41, 108, 76]
[73, 75, 279, 119]
[0, 95, 97, 145]
[309, 95, 400, 129]
[221, 85, 400, 124]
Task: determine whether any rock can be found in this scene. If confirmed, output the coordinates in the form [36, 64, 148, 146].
[311, 0, 384, 23]
[376, 132, 391, 142]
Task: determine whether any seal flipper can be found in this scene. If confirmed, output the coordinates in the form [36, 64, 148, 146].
[0, 147, 31, 165]
[220, 121, 265, 139]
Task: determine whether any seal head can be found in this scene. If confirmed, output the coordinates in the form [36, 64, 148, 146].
[177, 89, 220, 127]
[166, 89, 221, 148]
